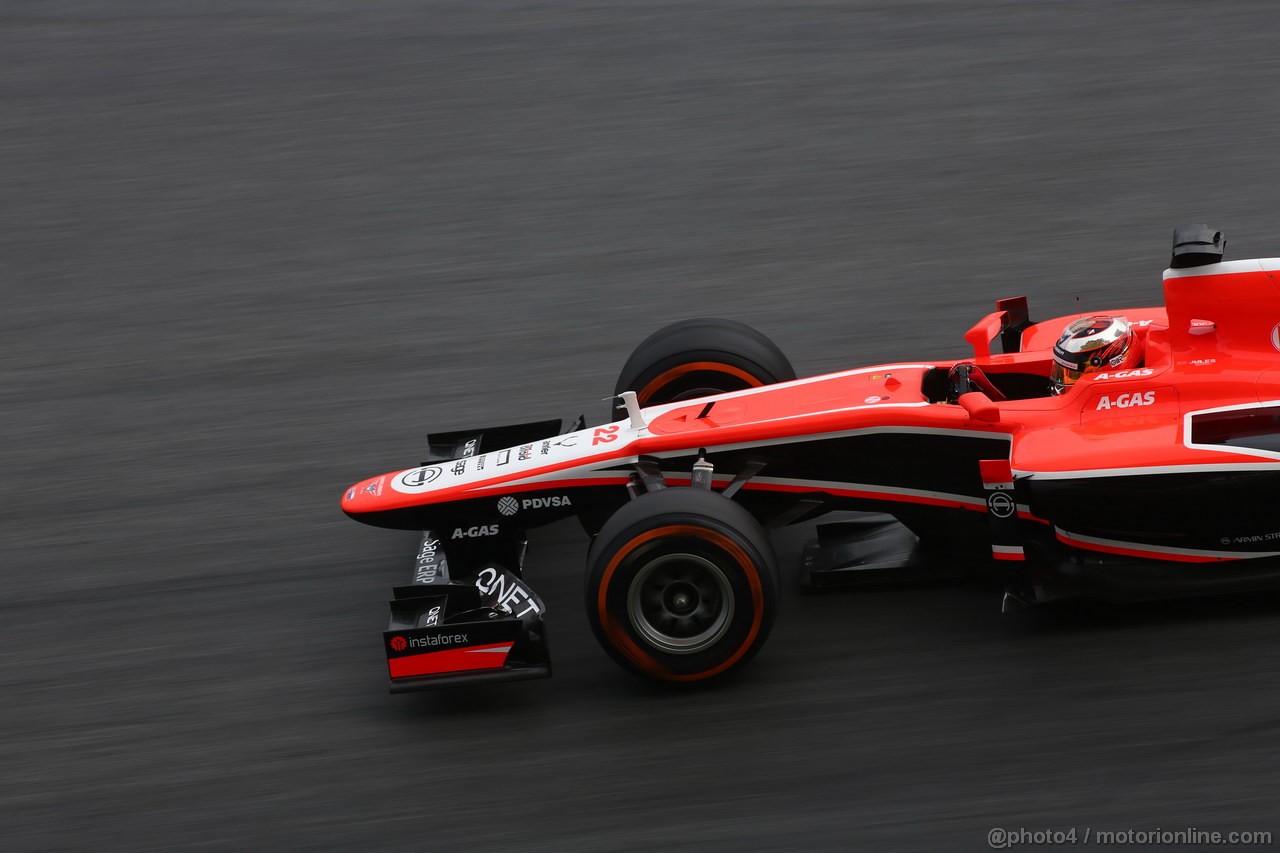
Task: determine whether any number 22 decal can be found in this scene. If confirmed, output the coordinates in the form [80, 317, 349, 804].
[592, 424, 620, 445]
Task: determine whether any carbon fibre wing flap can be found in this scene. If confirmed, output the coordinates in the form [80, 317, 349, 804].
[384, 531, 550, 691]
[422, 419, 563, 464]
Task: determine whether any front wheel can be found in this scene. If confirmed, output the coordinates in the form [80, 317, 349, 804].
[614, 318, 796, 407]
[585, 487, 779, 682]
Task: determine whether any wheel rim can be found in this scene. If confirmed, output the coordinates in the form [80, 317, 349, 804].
[627, 552, 735, 654]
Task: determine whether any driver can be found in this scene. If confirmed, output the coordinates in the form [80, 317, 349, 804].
[1049, 315, 1142, 395]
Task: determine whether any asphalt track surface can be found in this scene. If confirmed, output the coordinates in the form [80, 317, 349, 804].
[8, 2, 1280, 851]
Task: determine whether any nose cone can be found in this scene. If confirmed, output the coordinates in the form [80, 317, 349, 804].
[342, 471, 437, 530]
[341, 475, 387, 513]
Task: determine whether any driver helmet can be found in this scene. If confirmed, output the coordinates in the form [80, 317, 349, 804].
[1050, 315, 1141, 395]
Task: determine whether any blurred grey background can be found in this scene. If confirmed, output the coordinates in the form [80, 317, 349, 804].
[5, 1, 1280, 850]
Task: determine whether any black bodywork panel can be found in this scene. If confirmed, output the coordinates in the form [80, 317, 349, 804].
[383, 530, 550, 692]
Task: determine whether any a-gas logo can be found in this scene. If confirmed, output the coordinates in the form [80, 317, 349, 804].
[453, 525, 498, 539]
[1095, 368, 1154, 381]
[389, 636, 407, 651]
[1095, 391, 1155, 411]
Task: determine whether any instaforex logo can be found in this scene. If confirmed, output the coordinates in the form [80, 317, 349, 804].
[388, 633, 471, 653]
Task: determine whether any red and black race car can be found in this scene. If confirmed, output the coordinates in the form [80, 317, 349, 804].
[343, 225, 1280, 691]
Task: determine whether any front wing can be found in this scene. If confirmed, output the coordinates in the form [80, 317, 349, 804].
[383, 531, 550, 692]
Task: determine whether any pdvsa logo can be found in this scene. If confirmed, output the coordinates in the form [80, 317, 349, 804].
[495, 495, 572, 515]
[1095, 391, 1155, 411]
[1095, 368, 1154, 381]
[389, 636, 407, 651]
[523, 496, 571, 510]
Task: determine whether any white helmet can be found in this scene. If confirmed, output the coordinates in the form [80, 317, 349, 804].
[1050, 316, 1141, 395]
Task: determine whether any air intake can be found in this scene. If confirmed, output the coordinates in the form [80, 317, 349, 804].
[1170, 224, 1225, 269]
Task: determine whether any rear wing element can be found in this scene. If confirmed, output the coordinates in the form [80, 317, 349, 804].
[383, 530, 550, 692]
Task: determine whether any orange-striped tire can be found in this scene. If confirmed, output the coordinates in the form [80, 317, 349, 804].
[615, 318, 795, 407]
[585, 487, 779, 682]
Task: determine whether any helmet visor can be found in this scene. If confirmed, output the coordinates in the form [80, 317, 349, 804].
[1049, 360, 1085, 394]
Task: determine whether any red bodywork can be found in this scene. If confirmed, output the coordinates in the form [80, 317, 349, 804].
[346, 256, 1280, 608]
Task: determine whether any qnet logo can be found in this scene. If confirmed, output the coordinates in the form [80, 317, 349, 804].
[389, 636, 407, 651]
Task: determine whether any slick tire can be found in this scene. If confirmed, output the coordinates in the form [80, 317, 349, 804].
[615, 318, 796, 407]
[585, 487, 779, 682]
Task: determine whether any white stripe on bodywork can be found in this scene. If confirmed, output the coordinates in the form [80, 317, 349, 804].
[477, 467, 989, 509]
[643, 422, 1009, 459]
[1161, 258, 1279, 279]
[474, 425, 1012, 495]
[1182, 399, 1280, 462]
[1017, 462, 1280, 480]
[465, 645, 515, 654]
[1055, 527, 1280, 560]
[740, 474, 987, 507]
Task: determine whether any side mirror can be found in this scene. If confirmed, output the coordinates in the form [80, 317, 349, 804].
[959, 391, 1001, 423]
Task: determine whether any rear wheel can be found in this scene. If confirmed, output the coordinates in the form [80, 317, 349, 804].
[615, 318, 795, 407]
[585, 487, 779, 682]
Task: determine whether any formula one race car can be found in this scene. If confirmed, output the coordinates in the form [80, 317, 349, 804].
[343, 225, 1280, 691]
